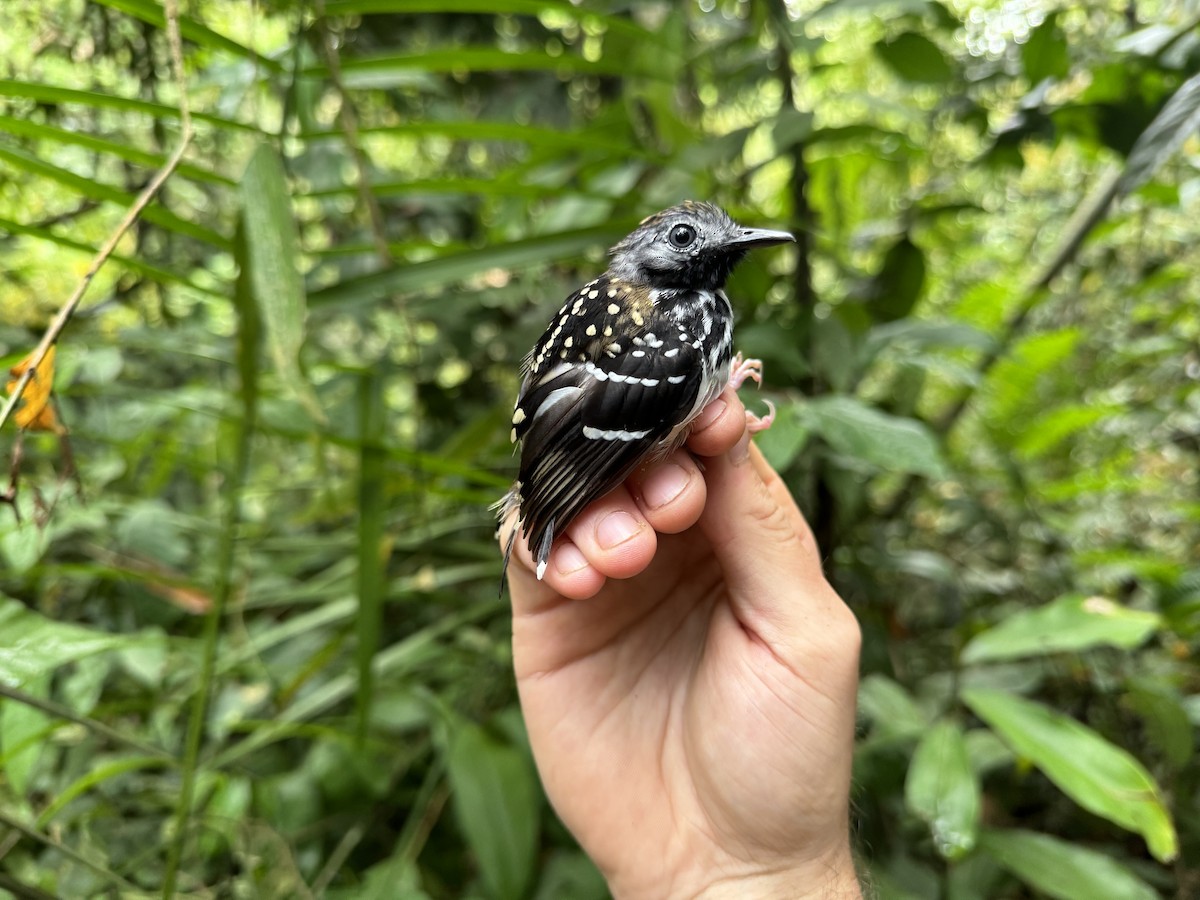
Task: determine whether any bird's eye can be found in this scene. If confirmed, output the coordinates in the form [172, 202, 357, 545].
[668, 224, 697, 249]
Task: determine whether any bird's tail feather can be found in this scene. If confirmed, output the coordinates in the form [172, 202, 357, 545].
[534, 519, 555, 581]
[493, 484, 523, 597]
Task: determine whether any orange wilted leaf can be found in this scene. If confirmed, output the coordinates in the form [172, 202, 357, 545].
[6, 346, 65, 434]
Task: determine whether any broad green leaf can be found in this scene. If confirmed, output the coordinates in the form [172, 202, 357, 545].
[1, 673, 51, 797]
[904, 720, 980, 859]
[1022, 13, 1070, 84]
[0, 598, 132, 687]
[0, 522, 49, 575]
[875, 33, 953, 84]
[1117, 71, 1200, 195]
[871, 236, 926, 322]
[962, 595, 1160, 664]
[446, 719, 540, 900]
[240, 143, 325, 424]
[962, 688, 1177, 861]
[810, 395, 947, 478]
[980, 828, 1158, 900]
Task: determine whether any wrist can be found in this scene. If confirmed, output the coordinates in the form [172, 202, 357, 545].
[611, 847, 862, 900]
[690, 849, 862, 900]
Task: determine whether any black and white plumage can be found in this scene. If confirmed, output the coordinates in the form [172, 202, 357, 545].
[498, 201, 794, 581]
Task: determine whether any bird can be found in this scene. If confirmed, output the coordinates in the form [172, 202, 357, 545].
[497, 200, 794, 583]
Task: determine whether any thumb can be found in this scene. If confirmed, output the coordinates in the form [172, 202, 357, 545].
[698, 428, 843, 645]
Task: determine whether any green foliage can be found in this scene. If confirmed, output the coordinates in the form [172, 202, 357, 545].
[0, 0, 1198, 896]
[904, 720, 980, 860]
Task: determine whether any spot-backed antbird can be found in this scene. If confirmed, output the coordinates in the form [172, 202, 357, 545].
[497, 201, 794, 582]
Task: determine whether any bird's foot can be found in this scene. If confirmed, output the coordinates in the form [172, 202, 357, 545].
[746, 399, 775, 434]
[729, 352, 764, 390]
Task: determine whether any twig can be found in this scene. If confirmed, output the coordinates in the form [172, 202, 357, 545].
[0, 683, 176, 762]
[0, 809, 138, 893]
[0, 871, 59, 900]
[310, 823, 365, 895]
[0, 0, 193, 434]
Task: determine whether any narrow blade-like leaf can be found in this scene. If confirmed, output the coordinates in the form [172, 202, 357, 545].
[904, 719, 980, 859]
[445, 718, 540, 900]
[980, 828, 1158, 900]
[1117, 71, 1200, 195]
[962, 595, 1160, 664]
[963, 688, 1177, 861]
[240, 143, 325, 423]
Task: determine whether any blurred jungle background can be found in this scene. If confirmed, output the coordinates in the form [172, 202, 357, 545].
[0, 0, 1198, 896]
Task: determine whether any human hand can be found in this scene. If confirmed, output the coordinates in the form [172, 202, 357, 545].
[500, 388, 863, 899]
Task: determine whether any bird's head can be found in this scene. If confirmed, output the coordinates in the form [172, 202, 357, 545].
[607, 200, 794, 291]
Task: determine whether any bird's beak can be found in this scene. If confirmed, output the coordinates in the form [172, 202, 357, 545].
[726, 227, 796, 249]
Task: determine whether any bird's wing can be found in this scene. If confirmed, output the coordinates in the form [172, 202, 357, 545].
[510, 277, 703, 573]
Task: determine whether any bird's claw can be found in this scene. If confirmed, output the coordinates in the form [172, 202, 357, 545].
[746, 399, 775, 434]
[729, 353, 764, 390]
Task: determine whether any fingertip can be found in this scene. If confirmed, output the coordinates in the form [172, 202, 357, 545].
[542, 538, 607, 599]
[566, 489, 657, 580]
[629, 451, 707, 535]
[686, 388, 747, 458]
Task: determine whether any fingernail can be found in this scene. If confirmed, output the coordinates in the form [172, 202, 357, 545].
[643, 464, 690, 509]
[555, 543, 589, 575]
[691, 398, 727, 432]
[730, 429, 751, 466]
[597, 511, 642, 549]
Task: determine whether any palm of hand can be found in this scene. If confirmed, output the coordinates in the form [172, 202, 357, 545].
[506, 419, 859, 896]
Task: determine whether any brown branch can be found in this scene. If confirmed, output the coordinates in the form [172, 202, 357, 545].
[0, 0, 193, 434]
